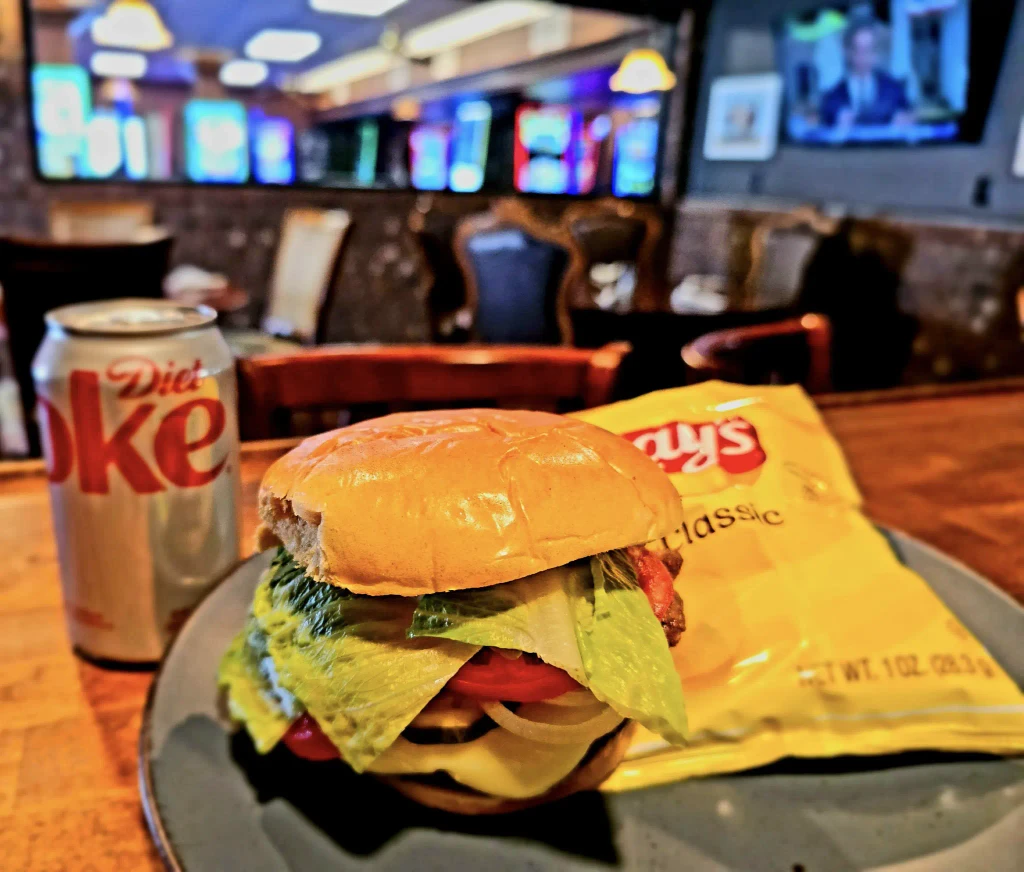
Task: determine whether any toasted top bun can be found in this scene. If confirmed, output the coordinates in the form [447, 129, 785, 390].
[258, 408, 682, 596]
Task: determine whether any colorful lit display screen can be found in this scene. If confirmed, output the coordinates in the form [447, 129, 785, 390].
[298, 129, 329, 183]
[145, 112, 174, 181]
[779, 0, 994, 146]
[24, 22, 668, 198]
[252, 115, 295, 185]
[32, 64, 91, 180]
[22, 0, 675, 196]
[514, 105, 581, 195]
[83, 108, 123, 179]
[355, 119, 379, 187]
[574, 113, 611, 195]
[123, 115, 149, 181]
[409, 124, 451, 191]
[183, 99, 249, 184]
[613, 116, 659, 197]
[449, 101, 492, 193]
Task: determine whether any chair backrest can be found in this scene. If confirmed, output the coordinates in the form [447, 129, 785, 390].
[743, 206, 838, 310]
[237, 342, 631, 440]
[409, 207, 469, 342]
[564, 200, 665, 312]
[682, 314, 833, 394]
[49, 201, 155, 243]
[454, 200, 578, 345]
[261, 208, 351, 344]
[0, 234, 173, 454]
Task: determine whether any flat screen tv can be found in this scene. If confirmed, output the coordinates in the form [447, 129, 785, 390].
[778, 0, 1012, 146]
[22, 0, 678, 198]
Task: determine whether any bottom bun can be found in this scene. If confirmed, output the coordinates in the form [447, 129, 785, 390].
[379, 721, 637, 815]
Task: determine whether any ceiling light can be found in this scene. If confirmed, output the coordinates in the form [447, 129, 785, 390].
[403, 1, 555, 58]
[610, 48, 677, 94]
[90, 50, 148, 79]
[289, 47, 395, 93]
[91, 0, 173, 52]
[219, 59, 269, 88]
[310, 0, 408, 15]
[246, 29, 322, 63]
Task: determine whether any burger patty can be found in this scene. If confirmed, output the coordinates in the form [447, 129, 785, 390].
[643, 547, 684, 647]
[662, 593, 686, 648]
[654, 548, 684, 579]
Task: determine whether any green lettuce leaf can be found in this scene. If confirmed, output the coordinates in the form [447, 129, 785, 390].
[217, 616, 296, 752]
[252, 549, 478, 771]
[409, 553, 688, 745]
[577, 552, 688, 744]
[408, 566, 586, 682]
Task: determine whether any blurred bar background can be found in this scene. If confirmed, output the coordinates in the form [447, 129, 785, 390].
[0, 0, 1022, 453]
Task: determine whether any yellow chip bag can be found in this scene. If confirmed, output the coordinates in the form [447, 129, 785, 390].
[573, 382, 1024, 790]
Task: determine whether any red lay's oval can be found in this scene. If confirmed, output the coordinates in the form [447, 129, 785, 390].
[623, 417, 767, 475]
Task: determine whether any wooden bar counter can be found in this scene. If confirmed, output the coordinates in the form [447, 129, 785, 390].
[1, 383, 1022, 870]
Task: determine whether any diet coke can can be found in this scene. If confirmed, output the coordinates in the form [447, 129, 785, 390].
[32, 299, 241, 665]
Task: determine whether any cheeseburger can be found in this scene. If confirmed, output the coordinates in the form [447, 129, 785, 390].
[219, 409, 688, 814]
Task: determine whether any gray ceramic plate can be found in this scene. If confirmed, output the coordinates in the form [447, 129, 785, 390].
[140, 530, 1024, 872]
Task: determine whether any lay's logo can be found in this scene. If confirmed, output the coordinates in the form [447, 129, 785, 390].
[623, 417, 767, 475]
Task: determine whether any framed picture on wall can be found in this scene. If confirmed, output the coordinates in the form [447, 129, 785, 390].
[704, 74, 783, 161]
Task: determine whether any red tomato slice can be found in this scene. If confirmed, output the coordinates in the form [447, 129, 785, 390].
[282, 713, 339, 761]
[626, 546, 675, 621]
[447, 649, 580, 702]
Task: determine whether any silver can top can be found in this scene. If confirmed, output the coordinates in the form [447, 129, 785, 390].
[45, 298, 217, 337]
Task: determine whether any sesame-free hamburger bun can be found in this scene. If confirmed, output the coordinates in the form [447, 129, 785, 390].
[257, 408, 683, 597]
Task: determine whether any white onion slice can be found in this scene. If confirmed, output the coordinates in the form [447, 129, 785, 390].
[481, 700, 624, 745]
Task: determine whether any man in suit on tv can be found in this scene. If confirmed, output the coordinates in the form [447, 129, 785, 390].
[820, 18, 914, 129]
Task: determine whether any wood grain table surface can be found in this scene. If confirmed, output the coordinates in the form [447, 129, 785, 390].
[1, 383, 1022, 871]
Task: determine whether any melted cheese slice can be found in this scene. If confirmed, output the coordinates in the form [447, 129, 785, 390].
[367, 701, 619, 799]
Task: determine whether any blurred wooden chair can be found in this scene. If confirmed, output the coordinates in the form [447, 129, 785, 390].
[49, 201, 155, 243]
[742, 206, 838, 310]
[408, 204, 470, 343]
[225, 208, 351, 356]
[261, 208, 351, 343]
[237, 342, 631, 440]
[682, 314, 833, 394]
[563, 199, 665, 313]
[453, 199, 580, 345]
[0, 234, 173, 454]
